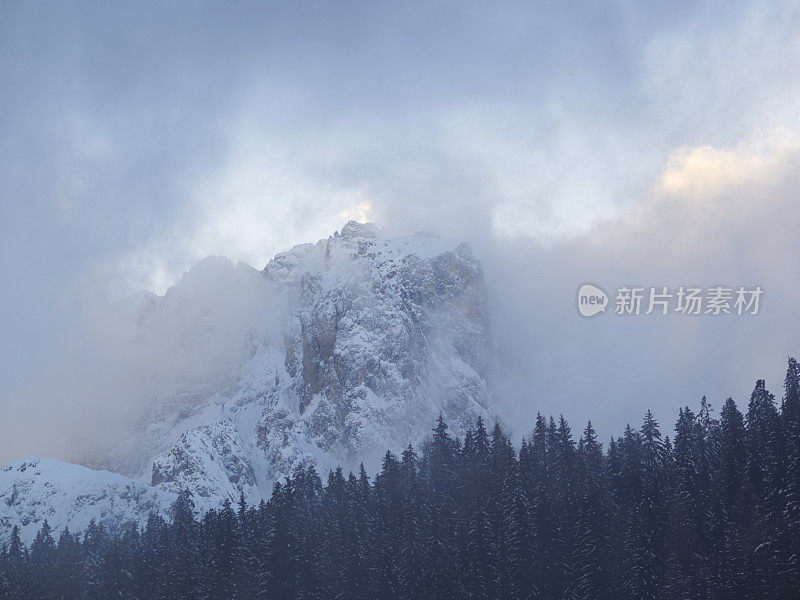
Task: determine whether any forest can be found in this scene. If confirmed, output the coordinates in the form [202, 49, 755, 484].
[2, 358, 800, 599]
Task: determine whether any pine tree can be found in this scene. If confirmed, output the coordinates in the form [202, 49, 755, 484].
[235, 492, 260, 599]
[669, 407, 711, 599]
[166, 490, 201, 600]
[459, 419, 494, 599]
[420, 415, 461, 600]
[490, 423, 519, 600]
[324, 466, 349, 599]
[29, 520, 56, 599]
[745, 379, 783, 596]
[206, 498, 237, 600]
[259, 481, 296, 599]
[717, 399, 748, 510]
[746, 380, 781, 505]
[0, 543, 10, 600]
[699, 396, 721, 472]
[619, 423, 651, 600]
[52, 527, 82, 600]
[141, 512, 169, 600]
[780, 357, 800, 591]
[521, 413, 557, 599]
[398, 445, 424, 600]
[293, 465, 328, 600]
[515, 437, 536, 600]
[353, 463, 377, 599]
[708, 398, 749, 598]
[548, 415, 578, 597]
[373, 450, 402, 598]
[5, 526, 27, 600]
[573, 422, 613, 600]
[635, 411, 668, 599]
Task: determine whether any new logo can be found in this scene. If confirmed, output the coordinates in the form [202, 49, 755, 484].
[577, 283, 608, 317]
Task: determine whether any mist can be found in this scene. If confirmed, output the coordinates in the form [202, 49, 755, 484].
[4, 135, 799, 463]
[2, 0, 800, 463]
[0, 258, 284, 471]
[484, 134, 800, 441]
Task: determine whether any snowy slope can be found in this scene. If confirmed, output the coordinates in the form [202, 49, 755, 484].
[0, 222, 498, 542]
[0, 458, 179, 544]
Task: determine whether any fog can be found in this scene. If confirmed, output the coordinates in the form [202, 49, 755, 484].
[484, 134, 800, 440]
[0, 258, 285, 470]
[2, 0, 800, 463]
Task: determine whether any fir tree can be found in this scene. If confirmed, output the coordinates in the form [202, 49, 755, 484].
[207, 498, 238, 600]
[166, 490, 201, 600]
[398, 445, 423, 600]
[574, 422, 613, 600]
[780, 357, 800, 590]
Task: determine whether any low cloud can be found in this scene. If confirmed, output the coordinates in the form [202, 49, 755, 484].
[3, 0, 800, 462]
[5, 128, 799, 465]
[654, 130, 800, 199]
[488, 129, 800, 440]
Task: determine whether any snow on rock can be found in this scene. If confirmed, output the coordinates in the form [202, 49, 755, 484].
[0, 458, 177, 544]
[257, 223, 494, 474]
[0, 221, 499, 541]
[151, 420, 260, 503]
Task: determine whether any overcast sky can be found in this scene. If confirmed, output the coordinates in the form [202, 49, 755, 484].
[2, 0, 800, 461]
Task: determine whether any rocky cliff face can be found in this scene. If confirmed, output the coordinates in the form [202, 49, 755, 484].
[149, 221, 495, 501]
[0, 222, 497, 542]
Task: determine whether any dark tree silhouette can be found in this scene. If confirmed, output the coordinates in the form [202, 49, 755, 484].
[3, 358, 800, 599]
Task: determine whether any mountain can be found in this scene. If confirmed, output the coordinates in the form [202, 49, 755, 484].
[0, 458, 177, 544]
[0, 222, 498, 542]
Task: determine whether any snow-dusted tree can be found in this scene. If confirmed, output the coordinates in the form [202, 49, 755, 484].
[398, 445, 423, 600]
[573, 421, 613, 600]
[166, 490, 201, 600]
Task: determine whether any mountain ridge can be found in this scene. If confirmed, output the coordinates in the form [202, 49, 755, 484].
[0, 222, 499, 543]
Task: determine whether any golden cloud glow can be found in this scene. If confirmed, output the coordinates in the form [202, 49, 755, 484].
[338, 200, 374, 225]
[655, 130, 800, 200]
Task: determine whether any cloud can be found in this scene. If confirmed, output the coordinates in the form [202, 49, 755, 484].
[3, 0, 800, 462]
[654, 130, 800, 199]
[0, 257, 283, 472]
[488, 128, 800, 440]
[111, 142, 377, 295]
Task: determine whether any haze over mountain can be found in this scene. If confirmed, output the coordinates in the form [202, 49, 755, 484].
[3, 1, 800, 473]
[0, 222, 497, 542]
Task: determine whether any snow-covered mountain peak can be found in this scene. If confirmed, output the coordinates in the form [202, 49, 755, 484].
[264, 221, 467, 283]
[0, 223, 497, 543]
[338, 220, 379, 239]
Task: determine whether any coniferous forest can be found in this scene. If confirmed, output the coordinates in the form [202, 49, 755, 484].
[3, 358, 800, 599]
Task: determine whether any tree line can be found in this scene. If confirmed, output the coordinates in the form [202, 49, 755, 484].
[2, 357, 800, 599]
